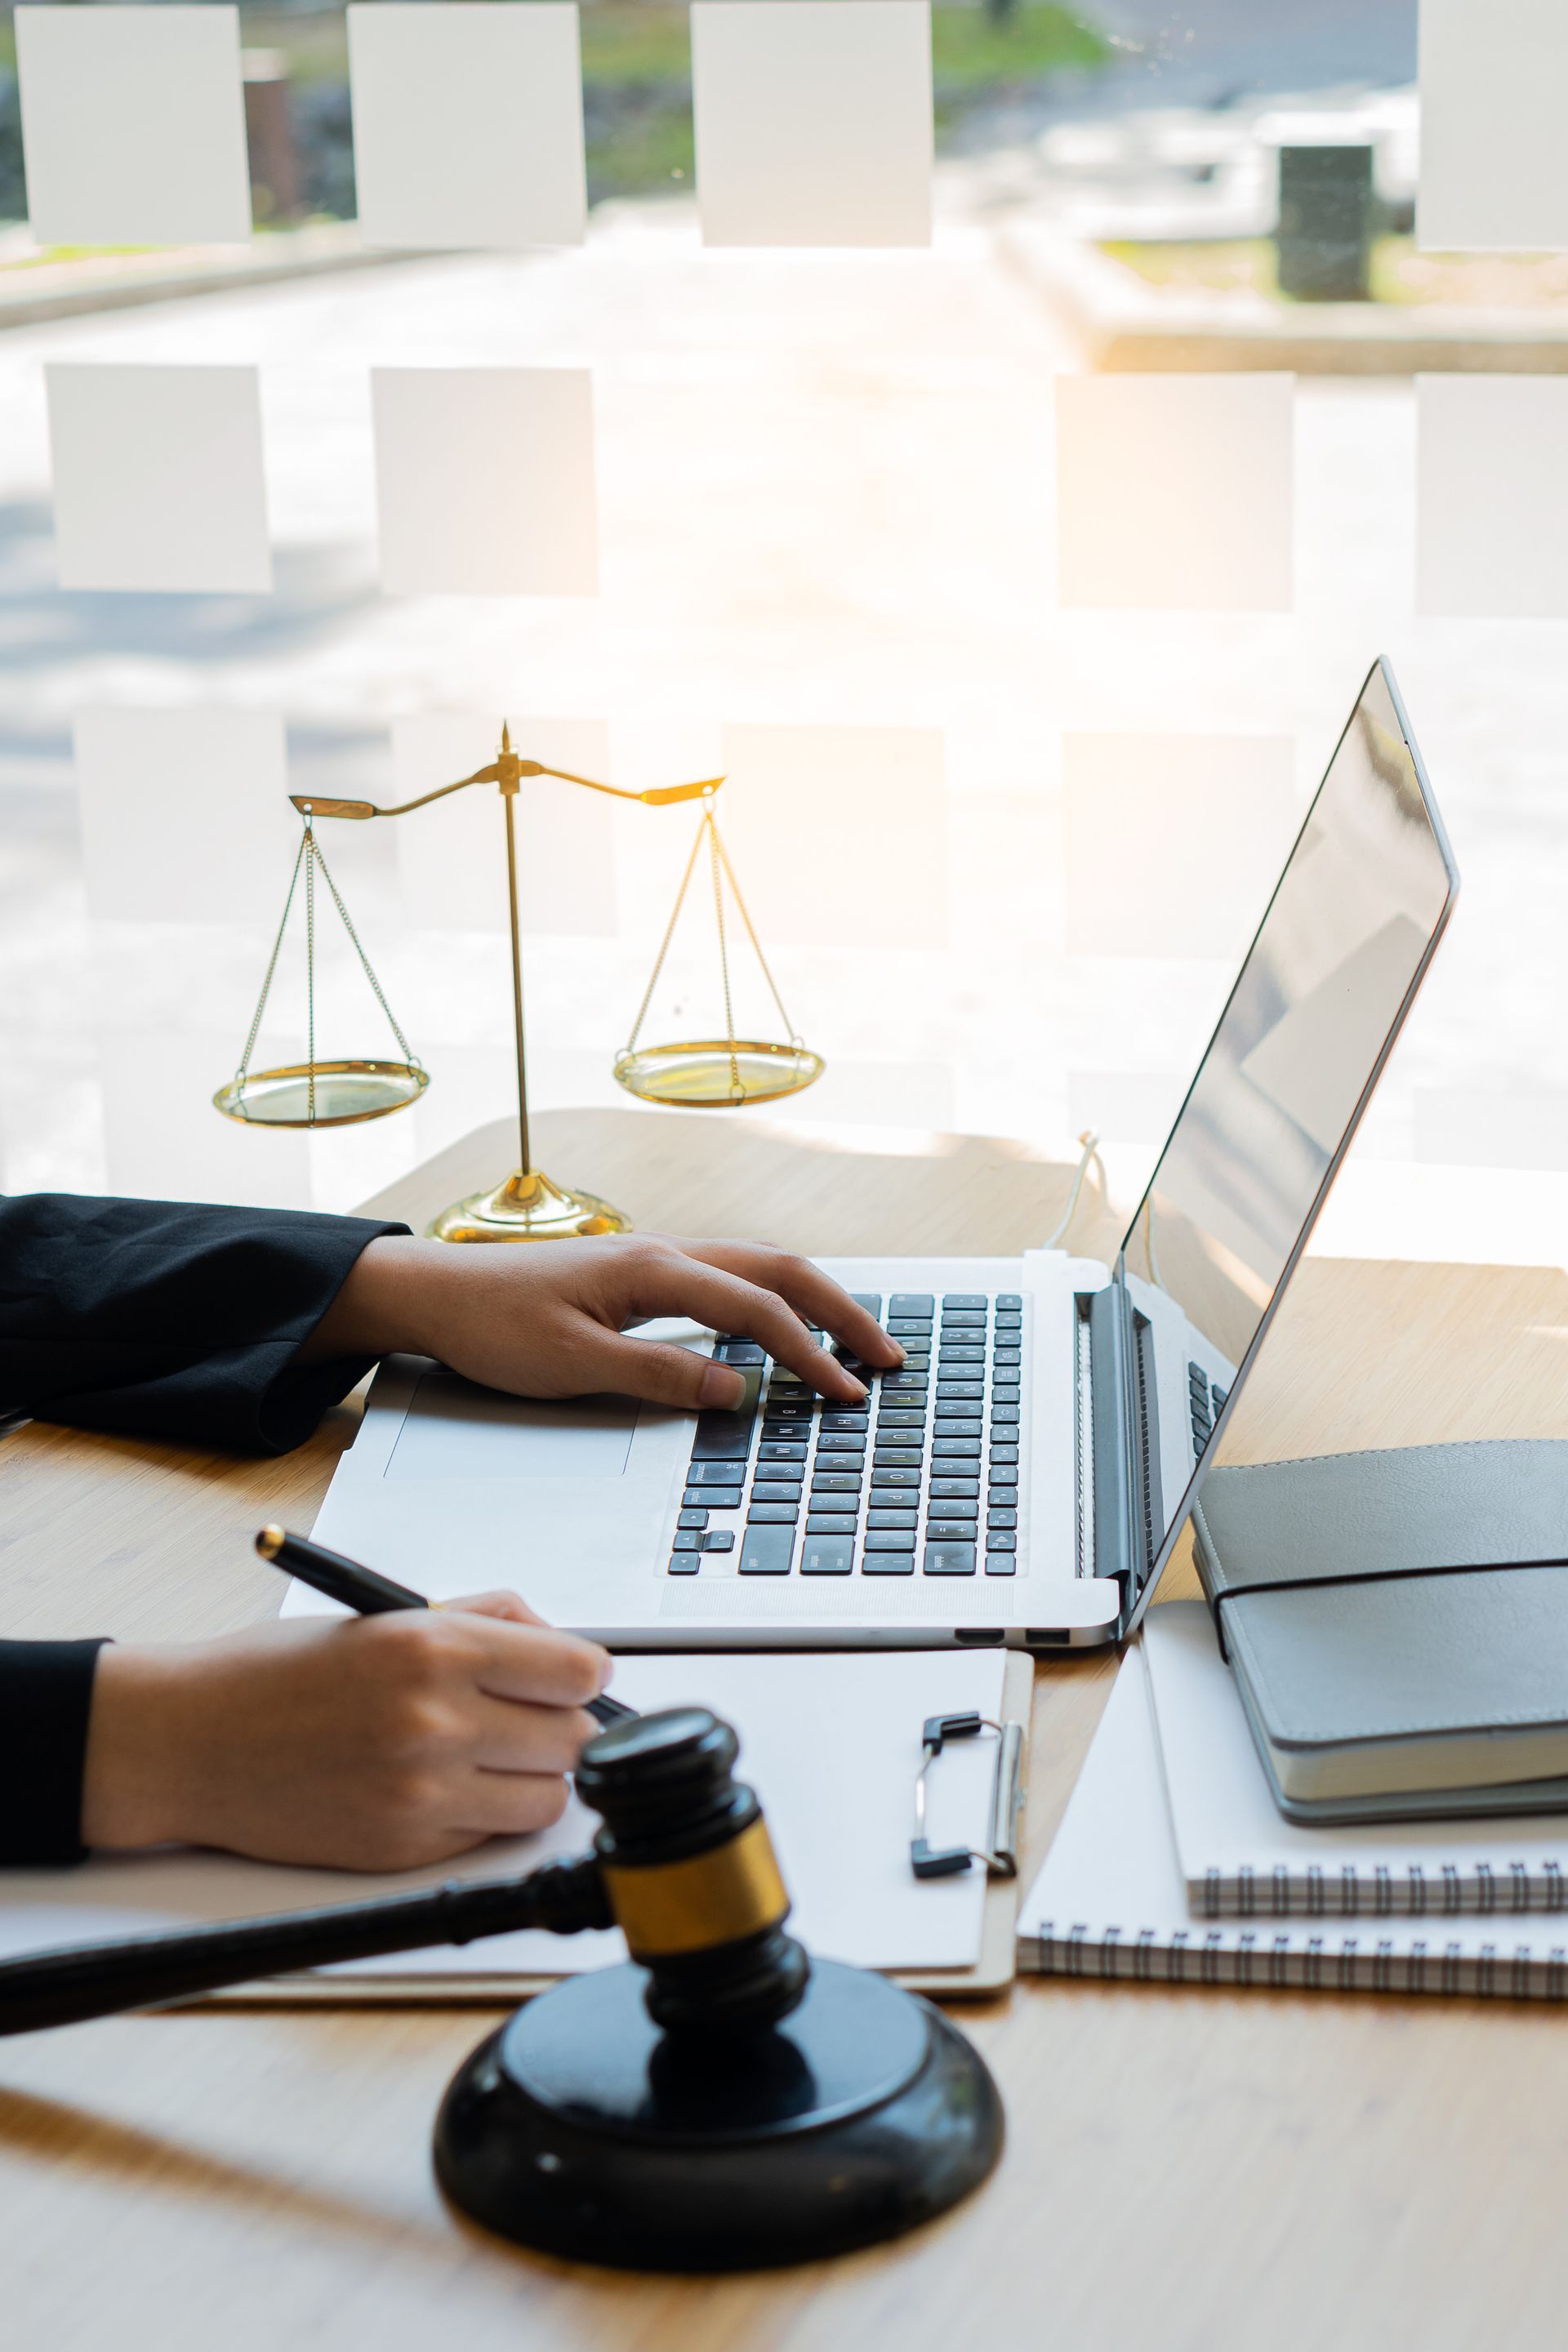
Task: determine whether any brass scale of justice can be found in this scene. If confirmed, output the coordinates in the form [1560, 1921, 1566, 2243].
[212, 728, 824, 1239]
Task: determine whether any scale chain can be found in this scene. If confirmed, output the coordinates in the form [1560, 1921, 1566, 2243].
[234, 833, 308, 1107]
[307, 832, 421, 1071]
[305, 816, 316, 1125]
[712, 824, 801, 1046]
[707, 812, 742, 1100]
[621, 808, 708, 1057]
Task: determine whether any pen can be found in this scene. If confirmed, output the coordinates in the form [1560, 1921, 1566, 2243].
[254, 1525, 637, 1729]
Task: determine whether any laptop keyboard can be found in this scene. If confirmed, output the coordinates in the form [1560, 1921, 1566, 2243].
[1187, 1361, 1228, 1460]
[670, 1291, 1025, 1580]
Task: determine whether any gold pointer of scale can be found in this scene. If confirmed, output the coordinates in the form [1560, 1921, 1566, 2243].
[214, 725, 823, 1241]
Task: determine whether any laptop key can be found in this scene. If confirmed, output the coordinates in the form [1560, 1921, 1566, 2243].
[862, 1553, 916, 1576]
[690, 1364, 763, 1459]
[818, 1432, 867, 1453]
[942, 1293, 988, 1309]
[672, 1530, 700, 1552]
[985, 1553, 1017, 1576]
[685, 1487, 738, 1512]
[752, 1484, 803, 1508]
[931, 1475, 980, 1499]
[714, 1339, 766, 1363]
[800, 1534, 855, 1575]
[873, 1448, 924, 1471]
[889, 1294, 935, 1314]
[867, 1508, 918, 1530]
[806, 1512, 858, 1537]
[986, 1532, 1018, 1553]
[996, 1293, 1022, 1308]
[933, 1437, 982, 1458]
[740, 1523, 795, 1574]
[688, 1461, 748, 1487]
[821, 1413, 870, 1434]
[747, 1502, 799, 1525]
[678, 1508, 708, 1530]
[758, 1441, 808, 1463]
[988, 1508, 1018, 1530]
[849, 1294, 884, 1318]
[812, 1471, 862, 1496]
[928, 1517, 979, 1543]
[667, 1555, 699, 1575]
[700, 1529, 736, 1553]
[992, 1406, 1021, 1426]
[924, 1543, 977, 1576]
[865, 1528, 916, 1552]
[871, 1466, 921, 1489]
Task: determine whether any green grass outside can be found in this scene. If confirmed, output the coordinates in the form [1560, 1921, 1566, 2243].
[1102, 235, 1568, 310]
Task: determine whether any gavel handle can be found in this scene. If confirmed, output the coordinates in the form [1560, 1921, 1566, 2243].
[0, 1854, 611, 2037]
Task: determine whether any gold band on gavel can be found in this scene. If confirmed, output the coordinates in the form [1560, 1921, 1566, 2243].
[599, 1817, 790, 1959]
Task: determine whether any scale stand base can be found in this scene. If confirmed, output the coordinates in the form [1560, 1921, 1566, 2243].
[426, 1166, 632, 1245]
[434, 1958, 1004, 2273]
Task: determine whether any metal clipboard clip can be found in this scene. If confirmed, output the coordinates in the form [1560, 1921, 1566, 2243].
[911, 1710, 1025, 1882]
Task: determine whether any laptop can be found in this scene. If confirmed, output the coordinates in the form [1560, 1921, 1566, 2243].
[312, 660, 1458, 1651]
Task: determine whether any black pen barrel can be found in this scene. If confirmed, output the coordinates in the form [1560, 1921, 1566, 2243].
[0, 1854, 611, 2038]
[258, 1527, 426, 1614]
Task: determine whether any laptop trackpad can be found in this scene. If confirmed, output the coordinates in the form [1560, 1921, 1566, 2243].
[385, 1370, 640, 1480]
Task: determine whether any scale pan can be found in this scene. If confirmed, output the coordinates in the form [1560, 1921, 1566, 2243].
[213, 1059, 429, 1129]
[613, 1040, 824, 1109]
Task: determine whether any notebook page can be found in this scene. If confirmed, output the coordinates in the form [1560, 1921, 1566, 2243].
[1145, 1602, 1568, 1917]
[0, 1650, 1007, 1983]
[1018, 1648, 1568, 2000]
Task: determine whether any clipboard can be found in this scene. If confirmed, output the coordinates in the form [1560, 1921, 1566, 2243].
[0, 1650, 1035, 2007]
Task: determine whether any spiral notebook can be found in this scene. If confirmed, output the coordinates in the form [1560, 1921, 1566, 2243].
[1144, 1602, 1568, 1918]
[1017, 1645, 1568, 2000]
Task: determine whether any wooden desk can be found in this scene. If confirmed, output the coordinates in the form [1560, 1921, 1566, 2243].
[4, 1107, 1568, 2350]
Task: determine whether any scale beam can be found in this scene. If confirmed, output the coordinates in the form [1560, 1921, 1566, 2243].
[288, 766, 723, 826]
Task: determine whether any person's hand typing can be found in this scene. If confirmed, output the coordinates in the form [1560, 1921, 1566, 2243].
[302, 1232, 902, 1411]
[80, 1592, 610, 1871]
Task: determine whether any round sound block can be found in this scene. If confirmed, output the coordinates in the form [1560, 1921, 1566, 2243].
[434, 1959, 1004, 2272]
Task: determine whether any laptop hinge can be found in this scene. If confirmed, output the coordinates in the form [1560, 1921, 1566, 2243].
[1081, 1280, 1164, 1619]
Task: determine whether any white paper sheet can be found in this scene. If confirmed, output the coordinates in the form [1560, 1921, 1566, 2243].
[1417, 0, 1568, 252]
[16, 4, 252, 247]
[348, 2, 586, 251]
[691, 1, 932, 248]
[713, 723, 948, 950]
[390, 713, 616, 934]
[74, 708, 295, 924]
[1055, 373, 1294, 612]
[1416, 375, 1568, 618]
[372, 367, 599, 596]
[47, 363, 272, 595]
[0, 1650, 1009, 1980]
[1144, 1602, 1568, 1918]
[1064, 733, 1296, 960]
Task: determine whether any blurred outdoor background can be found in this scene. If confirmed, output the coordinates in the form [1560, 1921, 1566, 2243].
[2, 0, 1566, 1269]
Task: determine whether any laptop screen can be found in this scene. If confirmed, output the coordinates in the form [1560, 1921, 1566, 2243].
[1111, 659, 1457, 1610]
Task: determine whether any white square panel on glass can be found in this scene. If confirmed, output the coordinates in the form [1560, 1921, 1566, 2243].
[372, 368, 599, 595]
[348, 3, 586, 251]
[47, 364, 272, 595]
[1417, 375, 1568, 617]
[715, 724, 947, 949]
[1418, 0, 1568, 252]
[1055, 374, 1294, 611]
[390, 715, 616, 933]
[691, 1, 932, 248]
[16, 5, 252, 247]
[74, 708, 296, 924]
[101, 1028, 313, 1209]
[1065, 733, 1296, 959]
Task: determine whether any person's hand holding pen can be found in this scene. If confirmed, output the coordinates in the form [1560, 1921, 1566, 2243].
[299, 1232, 903, 1410]
[82, 1586, 611, 1873]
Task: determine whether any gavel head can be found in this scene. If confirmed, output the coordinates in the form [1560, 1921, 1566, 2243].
[574, 1707, 809, 2037]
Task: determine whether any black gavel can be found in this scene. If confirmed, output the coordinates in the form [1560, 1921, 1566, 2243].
[0, 1708, 1003, 2271]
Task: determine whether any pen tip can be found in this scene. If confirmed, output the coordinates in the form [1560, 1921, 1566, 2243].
[256, 1526, 284, 1560]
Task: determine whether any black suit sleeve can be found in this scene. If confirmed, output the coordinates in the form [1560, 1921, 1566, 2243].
[0, 1191, 410, 1454]
[0, 1193, 412, 1864]
[0, 1641, 108, 1865]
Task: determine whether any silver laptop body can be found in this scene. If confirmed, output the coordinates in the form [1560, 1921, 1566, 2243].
[312, 661, 1459, 1650]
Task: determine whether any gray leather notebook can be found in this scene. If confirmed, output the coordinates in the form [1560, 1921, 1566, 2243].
[1190, 1441, 1568, 1825]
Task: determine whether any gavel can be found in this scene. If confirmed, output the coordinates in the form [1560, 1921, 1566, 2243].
[0, 1707, 1003, 2271]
